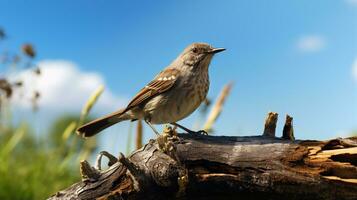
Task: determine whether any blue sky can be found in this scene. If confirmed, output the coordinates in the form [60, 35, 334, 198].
[1, 0, 356, 153]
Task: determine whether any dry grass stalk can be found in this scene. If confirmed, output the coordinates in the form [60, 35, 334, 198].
[202, 82, 233, 133]
[79, 85, 104, 126]
[62, 122, 77, 140]
[1, 124, 26, 156]
[21, 43, 36, 58]
[126, 122, 134, 155]
[136, 120, 143, 149]
[0, 28, 5, 39]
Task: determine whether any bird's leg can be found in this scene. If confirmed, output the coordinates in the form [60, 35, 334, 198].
[145, 120, 160, 136]
[170, 122, 208, 135]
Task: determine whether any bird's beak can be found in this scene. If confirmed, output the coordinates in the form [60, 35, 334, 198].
[209, 48, 226, 54]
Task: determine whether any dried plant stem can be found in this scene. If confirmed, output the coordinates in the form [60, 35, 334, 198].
[135, 120, 143, 149]
[126, 122, 134, 155]
[1, 124, 26, 156]
[202, 82, 233, 133]
[62, 122, 77, 140]
[78, 85, 104, 126]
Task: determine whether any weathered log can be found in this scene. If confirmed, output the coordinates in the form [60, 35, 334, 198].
[49, 128, 357, 200]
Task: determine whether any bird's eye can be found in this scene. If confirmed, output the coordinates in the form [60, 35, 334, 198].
[192, 48, 198, 53]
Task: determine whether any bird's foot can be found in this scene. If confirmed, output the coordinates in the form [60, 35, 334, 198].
[170, 122, 208, 135]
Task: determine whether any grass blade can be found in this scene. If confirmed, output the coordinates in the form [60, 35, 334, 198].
[79, 85, 104, 126]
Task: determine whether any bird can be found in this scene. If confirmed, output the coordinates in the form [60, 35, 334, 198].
[77, 42, 225, 137]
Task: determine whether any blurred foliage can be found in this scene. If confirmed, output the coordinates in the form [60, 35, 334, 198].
[0, 88, 100, 199]
[0, 27, 40, 112]
[0, 120, 80, 200]
[0, 113, 98, 200]
[48, 115, 96, 159]
[0, 27, 99, 199]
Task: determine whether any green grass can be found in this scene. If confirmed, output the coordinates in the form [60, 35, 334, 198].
[0, 85, 102, 199]
[0, 122, 83, 200]
[0, 30, 104, 199]
[0, 86, 104, 200]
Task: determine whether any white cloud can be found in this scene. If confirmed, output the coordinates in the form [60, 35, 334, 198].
[11, 60, 126, 114]
[297, 35, 326, 53]
[352, 58, 357, 81]
[346, 0, 357, 6]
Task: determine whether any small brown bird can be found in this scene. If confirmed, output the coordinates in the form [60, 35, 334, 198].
[77, 43, 225, 137]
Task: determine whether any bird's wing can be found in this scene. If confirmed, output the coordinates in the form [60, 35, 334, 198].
[125, 68, 180, 111]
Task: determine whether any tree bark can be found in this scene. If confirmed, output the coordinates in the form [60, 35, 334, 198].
[49, 130, 357, 200]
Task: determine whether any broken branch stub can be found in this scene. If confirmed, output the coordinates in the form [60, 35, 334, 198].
[282, 114, 294, 141]
[80, 160, 100, 182]
[263, 112, 278, 137]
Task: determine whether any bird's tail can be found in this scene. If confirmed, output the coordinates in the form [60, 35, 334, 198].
[76, 109, 131, 137]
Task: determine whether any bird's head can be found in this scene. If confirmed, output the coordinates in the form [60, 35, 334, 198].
[179, 43, 225, 69]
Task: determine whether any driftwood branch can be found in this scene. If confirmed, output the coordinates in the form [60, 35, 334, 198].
[49, 113, 357, 200]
